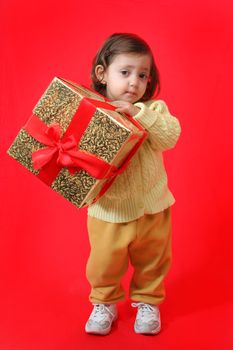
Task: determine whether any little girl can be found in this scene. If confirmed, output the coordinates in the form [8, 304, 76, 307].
[85, 33, 181, 335]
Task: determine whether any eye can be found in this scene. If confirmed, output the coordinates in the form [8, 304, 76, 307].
[139, 73, 148, 80]
[120, 70, 129, 76]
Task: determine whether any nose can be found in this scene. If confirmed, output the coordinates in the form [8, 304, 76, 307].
[129, 75, 138, 87]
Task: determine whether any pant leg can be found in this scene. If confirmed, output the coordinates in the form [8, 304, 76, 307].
[86, 216, 136, 304]
[129, 207, 172, 305]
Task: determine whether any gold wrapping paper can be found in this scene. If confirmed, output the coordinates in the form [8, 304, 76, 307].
[8, 77, 146, 208]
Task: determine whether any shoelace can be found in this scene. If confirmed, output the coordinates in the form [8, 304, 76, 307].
[91, 304, 115, 321]
[132, 303, 157, 319]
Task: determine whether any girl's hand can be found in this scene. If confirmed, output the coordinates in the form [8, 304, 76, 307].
[110, 100, 140, 116]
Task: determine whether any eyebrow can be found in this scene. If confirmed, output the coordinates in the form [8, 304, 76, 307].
[119, 65, 150, 72]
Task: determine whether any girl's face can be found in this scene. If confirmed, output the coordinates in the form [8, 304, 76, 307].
[98, 53, 151, 103]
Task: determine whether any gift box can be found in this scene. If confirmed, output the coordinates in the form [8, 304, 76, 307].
[7, 77, 148, 208]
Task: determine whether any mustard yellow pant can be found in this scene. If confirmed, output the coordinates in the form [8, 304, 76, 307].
[86, 207, 172, 305]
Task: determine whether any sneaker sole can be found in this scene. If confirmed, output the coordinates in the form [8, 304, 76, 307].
[134, 325, 161, 335]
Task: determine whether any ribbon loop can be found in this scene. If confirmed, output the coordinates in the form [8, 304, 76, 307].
[45, 123, 62, 144]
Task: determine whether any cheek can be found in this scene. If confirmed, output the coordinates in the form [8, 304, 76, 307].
[140, 82, 148, 93]
[107, 75, 119, 88]
[110, 79, 123, 91]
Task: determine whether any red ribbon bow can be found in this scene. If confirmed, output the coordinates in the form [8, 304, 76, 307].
[25, 115, 120, 182]
[32, 123, 79, 171]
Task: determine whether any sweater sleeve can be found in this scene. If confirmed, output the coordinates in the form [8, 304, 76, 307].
[133, 99, 181, 151]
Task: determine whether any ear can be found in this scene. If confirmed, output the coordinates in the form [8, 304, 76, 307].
[95, 65, 106, 83]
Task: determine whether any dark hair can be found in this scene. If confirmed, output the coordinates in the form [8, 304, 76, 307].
[91, 33, 160, 101]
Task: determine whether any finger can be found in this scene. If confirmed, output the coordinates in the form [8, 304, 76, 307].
[115, 107, 128, 114]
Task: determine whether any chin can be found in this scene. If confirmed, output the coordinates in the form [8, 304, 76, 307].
[131, 98, 140, 104]
[124, 97, 138, 103]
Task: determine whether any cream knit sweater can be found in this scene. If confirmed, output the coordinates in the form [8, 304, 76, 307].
[87, 99, 181, 223]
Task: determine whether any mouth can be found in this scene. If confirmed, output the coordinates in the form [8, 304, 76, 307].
[124, 91, 137, 99]
[125, 91, 137, 96]
[123, 91, 138, 102]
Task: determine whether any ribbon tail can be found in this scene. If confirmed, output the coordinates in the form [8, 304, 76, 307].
[58, 150, 118, 180]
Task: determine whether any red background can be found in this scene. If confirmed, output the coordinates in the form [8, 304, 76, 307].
[1, 0, 233, 349]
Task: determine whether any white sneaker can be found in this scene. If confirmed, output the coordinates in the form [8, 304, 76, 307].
[85, 304, 118, 335]
[132, 303, 161, 334]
